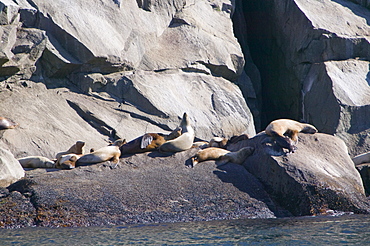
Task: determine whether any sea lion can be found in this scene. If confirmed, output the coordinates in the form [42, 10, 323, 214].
[228, 134, 249, 144]
[159, 113, 195, 153]
[191, 146, 254, 167]
[265, 119, 317, 153]
[120, 127, 182, 155]
[209, 137, 228, 148]
[192, 141, 209, 149]
[18, 156, 56, 168]
[218, 146, 255, 166]
[352, 151, 370, 166]
[55, 141, 85, 166]
[191, 147, 230, 166]
[56, 154, 81, 169]
[76, 139, 126, 166]
[0, 117, 18, 130]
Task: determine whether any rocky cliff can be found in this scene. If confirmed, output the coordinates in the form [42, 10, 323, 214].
[240, 0, 370, 155]
[1, 0, 370, 228]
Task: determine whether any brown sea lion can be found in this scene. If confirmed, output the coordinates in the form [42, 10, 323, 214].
[76, 139, 126, 166]
[209, 137, 228, 148]
[265, 119, 317, 153]
[56, 154, 81, 169]
[159, 113, 195, 153]
[228, 134, 249, 144]
[0, 117, 18, 130]
[18, 156, 56, 168]
[191, 146, 254, 167]
[120, 126, 182, 155]
[192, 141, 209, 149]
[55, 141, 85, 166]
[218, 146, 255, 166]
[191, 147, 230, 166]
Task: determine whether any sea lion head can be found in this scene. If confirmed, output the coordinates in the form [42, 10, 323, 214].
[167, 126, 182, 140]
[75, 141, 85, 154]
[301, 124, 318, 134]
[181, 112, 190, 127]
[0, 117, 18, 130]
[113, 139, 126, 147]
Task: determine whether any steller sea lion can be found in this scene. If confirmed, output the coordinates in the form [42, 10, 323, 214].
[76, 139, 126, 166]
[191, 146, 254, 167]
[192, 141, 209, 149]
[0, 117, 18, 130]
[120, 127, 182, 156]
[209, 137, 228, 148]
[55, 141, 85, 166]
[352, 151, 370, 166]
[18, 156, 56, 168]
[191, 147, 230, 166]
[159, 112, 195, 153]
[218, 146, 255, 166]
[265, 119, 317, 153]
[228, 134, 249, 145]
[56, 154, 81, 169]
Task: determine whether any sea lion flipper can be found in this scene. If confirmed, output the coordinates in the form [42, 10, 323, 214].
[141, 134, 153, 149]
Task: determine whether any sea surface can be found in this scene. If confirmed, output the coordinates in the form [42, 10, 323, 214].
[1, 214, 370, 245]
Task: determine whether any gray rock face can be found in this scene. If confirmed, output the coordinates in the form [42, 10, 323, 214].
[0, 0, 256, 157]
[242, 0, 370, 155]
[0, 147, 24, 187]
[228, 133, 370, 216]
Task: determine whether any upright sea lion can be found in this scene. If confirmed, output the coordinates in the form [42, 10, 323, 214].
[76, 139, 126, 166]
[191, 146, 254, 167]
[352, 151, 370, 166]
[159, 113, 195, 153]
[120, 127, 182, 155]
[18, 156, 56, 168]
[265, 119, 317, 153]
[0, 117, 18, 130]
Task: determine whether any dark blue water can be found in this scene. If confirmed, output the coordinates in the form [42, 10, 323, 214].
[1, 214, 370, 245]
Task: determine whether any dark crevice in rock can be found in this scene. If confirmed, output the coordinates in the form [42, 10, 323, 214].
[231, 1, 263, 131]
[197, 61, 239, 82]
[112, 0, 121, 7]
[24, 0, 39, 11]
[239, 1, 297, 128]
[136, 0, 152, 12]
[169, 17, 190, 28]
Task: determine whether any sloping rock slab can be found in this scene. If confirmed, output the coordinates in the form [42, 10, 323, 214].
[3, 148, 278, 228]
[228, 132, 370, 216]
